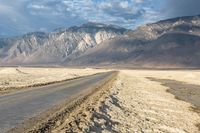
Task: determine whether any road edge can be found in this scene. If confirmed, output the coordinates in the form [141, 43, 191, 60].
[0, 72, 108, 95]
[7, 71, 119, 133]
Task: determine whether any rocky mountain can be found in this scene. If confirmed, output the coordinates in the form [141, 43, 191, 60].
[67, 15, 200, 68]
[126, 15, 200, 40]
[0, 23, 126, 65]
[1, 15, 200, 68]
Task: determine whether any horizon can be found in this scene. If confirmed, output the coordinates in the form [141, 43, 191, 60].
[1, 0, 200, 37]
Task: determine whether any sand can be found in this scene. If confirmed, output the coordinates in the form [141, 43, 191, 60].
[0, 67, 108, 92]
[55, 70, 200, 133]
[1, 69, 200, 132]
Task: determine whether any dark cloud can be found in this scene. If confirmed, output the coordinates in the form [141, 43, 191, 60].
[163, 0, 200, 18]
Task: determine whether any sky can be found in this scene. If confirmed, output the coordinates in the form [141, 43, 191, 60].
[0, 0, 200, 37]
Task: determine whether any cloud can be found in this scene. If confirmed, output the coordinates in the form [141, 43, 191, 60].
[0, 5, 12, 13]
[98, 1, 143, 20]
[1, 0, 200, 37]
[27, 4, 49, 10]
[163, 0, 200, 18]
[134, 0, 145, 4]
[0, 2, 35, 36]
[0, 0, 86, 37]
[62, 0, 153, 28]
[119, 1, 129, 8]
[0, 0, 159, 36]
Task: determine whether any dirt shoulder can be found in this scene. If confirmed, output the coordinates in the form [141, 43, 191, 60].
[0, 67, 108, 94]
[7, 70, 200, 133]
[8, 71, 118, 133]
[52, 70, 200, 133]
[0, 73, 102, 95]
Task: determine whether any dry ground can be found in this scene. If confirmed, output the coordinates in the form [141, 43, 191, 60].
[54, 70, 200, 133]
[1, 69, 200, 132]
[0, 67, 108, 93]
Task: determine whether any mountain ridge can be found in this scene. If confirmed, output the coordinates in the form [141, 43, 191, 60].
[66, 15, 200, 68]
[0, 22, 127, 65]
[1, 15, 200, 68]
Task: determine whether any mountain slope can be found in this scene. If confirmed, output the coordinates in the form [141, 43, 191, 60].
[67, 15, 200, 68]
[126, 15, 200, 40]
[131, 32, 200, 67]
[0, 23, 126, 65]
[1, 15, 200, 68]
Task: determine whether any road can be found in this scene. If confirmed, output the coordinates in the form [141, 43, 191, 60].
[0, 72, 114, 133]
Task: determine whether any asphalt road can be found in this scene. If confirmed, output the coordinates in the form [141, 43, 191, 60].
[0, 72, 113, 133]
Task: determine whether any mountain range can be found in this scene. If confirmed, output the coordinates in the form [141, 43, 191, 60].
[0, 23, 126, 65]
[0, 15, 200, 68]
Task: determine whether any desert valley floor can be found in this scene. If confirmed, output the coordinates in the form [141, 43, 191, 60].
[0, 68, 200, 133]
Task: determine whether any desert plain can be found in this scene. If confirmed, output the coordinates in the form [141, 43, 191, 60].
[0, 67, 200, 133]
[0, 67, 108, 93]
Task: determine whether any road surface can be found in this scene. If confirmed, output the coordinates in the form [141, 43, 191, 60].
[0, 72, 114, 132]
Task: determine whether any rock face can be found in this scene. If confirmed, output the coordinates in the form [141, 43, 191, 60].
[1, 15, 200, 68]
[0, 23, 126, 65]
[68, 15, 200, 68]
[126, 15, 200, 40]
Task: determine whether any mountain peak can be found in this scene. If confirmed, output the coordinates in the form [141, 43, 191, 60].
[80, 22, 123, 29]
[1, 14, 200, 67]
[67, 22, 127, 34]
[52, 22, 127, 34]
[81, 22, 108, 28]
